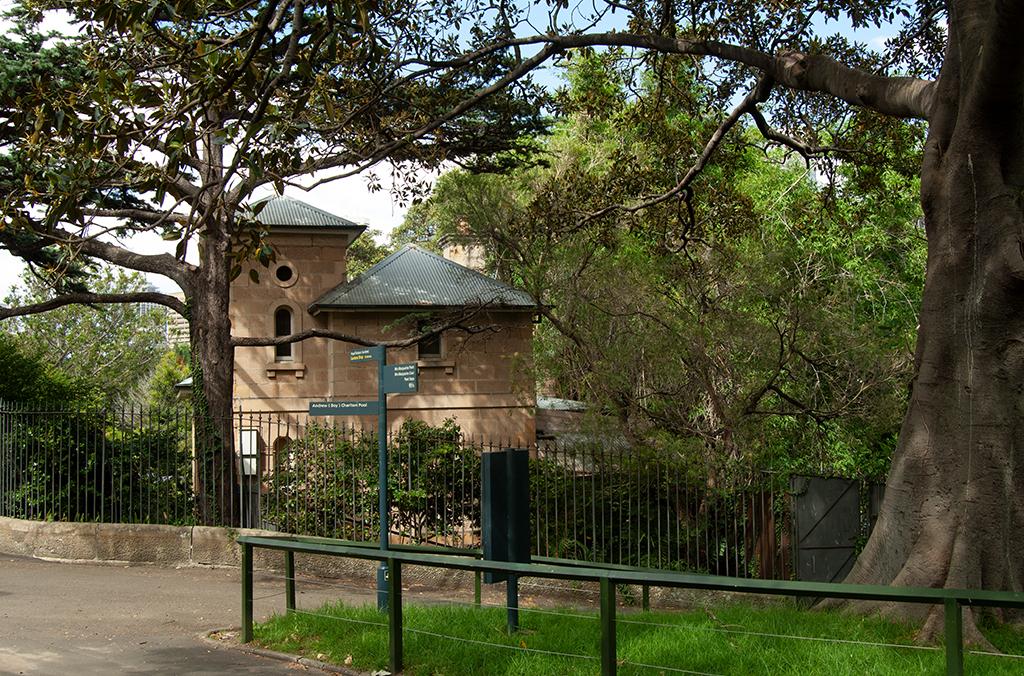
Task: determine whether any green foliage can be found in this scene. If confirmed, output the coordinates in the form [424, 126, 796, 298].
[0, 404, 194, 524]
[147, 344, 192, 411]
[388, 419, 481, 542]
[403, 54, 924, 478]
[256, 600, 1024, 675]
[346, 228, 393, 278]
[261, 423, 379, 539]
[2, 267, 168, 403]
[390, 200, 444, 252]
[0, 333, 94, 405]
[262, 419, 481, 544]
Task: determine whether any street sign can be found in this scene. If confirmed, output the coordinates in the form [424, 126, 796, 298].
[308, 400, 380, 416]
[341, 341, 395, 610]
[350, 345, 385, 362]
[382, 363, 419, 393]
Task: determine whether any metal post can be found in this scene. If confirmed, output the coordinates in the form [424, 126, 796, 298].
[285, 550, 296, 613]
[388, 558, 403, 673]
[242, 542, 253, 643]
[377, 348, 390, 611]
[600, 577, 616, 676]
[507, 574, 519, 633]
[944, 598, 964, 676]
[642, 584, 650, 611]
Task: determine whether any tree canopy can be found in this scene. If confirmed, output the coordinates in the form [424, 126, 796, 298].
[406, 53, 926, 478]
[2, 267, 167, 403]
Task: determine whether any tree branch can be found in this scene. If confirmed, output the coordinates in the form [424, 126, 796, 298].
[582, 76, 772, 223]
[0, 291, 186, 320]
[461, 32, 935, 120]
[81, 207, 190, 226]
[40, 225, 196, 289]
[747, 106, 851, 159]
[231, 323, 500, 349]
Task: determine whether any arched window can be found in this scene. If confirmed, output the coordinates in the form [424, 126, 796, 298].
[272, 436, 292, 473]
[274, 307, 293, 361]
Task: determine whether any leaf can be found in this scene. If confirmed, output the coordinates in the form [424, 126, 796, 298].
[249, 269, 260, 284]
[229, 265, 242, 281]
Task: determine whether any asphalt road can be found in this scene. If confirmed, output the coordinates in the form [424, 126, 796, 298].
[0, 555, 374, 675]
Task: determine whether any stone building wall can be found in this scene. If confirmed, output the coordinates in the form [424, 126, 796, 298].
[230, 231, 347, 419]
[325, 310, 536, 444]
[228, 232, 536, 445]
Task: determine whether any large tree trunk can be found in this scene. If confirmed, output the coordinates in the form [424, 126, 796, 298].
[844, 1, 1024, 640]
[189, 229, 240, 527]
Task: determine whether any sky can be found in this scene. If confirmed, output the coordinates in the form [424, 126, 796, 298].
[0, 6, 426, 298]
[0, 6, 897, 300]
[0, 168, 415, 296]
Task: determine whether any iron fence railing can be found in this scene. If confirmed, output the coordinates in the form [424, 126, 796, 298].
[0, 402, 820, 579]
[0, 403, 195, 526]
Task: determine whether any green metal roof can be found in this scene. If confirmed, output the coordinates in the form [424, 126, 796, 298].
[309, 244, 537, 312]
[249, 195, 366, 234]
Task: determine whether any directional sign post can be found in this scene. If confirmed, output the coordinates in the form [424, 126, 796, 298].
[308, 400, 380, 416]
[349, 345, 385, 363]
[307, 344, 419, 612]
[383, 363, 419, 393]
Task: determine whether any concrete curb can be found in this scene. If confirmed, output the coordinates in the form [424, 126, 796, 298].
[0, 516, 472, 589]
[202, 628, 370, 675]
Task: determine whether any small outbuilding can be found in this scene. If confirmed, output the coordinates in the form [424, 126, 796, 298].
[229, 196, 537, 444]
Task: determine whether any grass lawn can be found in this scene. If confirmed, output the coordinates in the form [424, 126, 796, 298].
[254, 598, 1024, 675]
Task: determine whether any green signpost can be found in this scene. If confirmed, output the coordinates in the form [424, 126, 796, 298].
[307, 344, 419, 610]
[307, 400, 380, 416]
[348, 346, 383, 362]
[383, 363, 419, 393]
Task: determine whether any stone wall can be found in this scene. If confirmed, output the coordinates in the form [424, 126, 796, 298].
[325, 310, 536, 443]
[0, 517, 472, 588]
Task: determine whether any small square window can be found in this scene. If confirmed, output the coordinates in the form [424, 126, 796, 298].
[417, 321, 442, 359]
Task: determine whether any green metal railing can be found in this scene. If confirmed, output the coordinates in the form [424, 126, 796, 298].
[238, 534, 1024, 676]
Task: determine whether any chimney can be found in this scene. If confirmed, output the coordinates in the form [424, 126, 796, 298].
[440, 220, 486, 272]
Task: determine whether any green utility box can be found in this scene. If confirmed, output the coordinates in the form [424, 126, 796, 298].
[481, 448, 531, 583]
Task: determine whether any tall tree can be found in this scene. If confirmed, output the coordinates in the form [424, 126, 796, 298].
[0, 2, 545, 523]
[397, 0, 1019, 634]
[409, 53, 924, 480]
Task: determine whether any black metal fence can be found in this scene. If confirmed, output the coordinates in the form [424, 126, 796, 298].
[0, 403, 804, 578]
[0, 403, 195, 525]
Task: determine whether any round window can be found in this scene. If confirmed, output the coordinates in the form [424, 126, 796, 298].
[272, 262, 298, 287]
